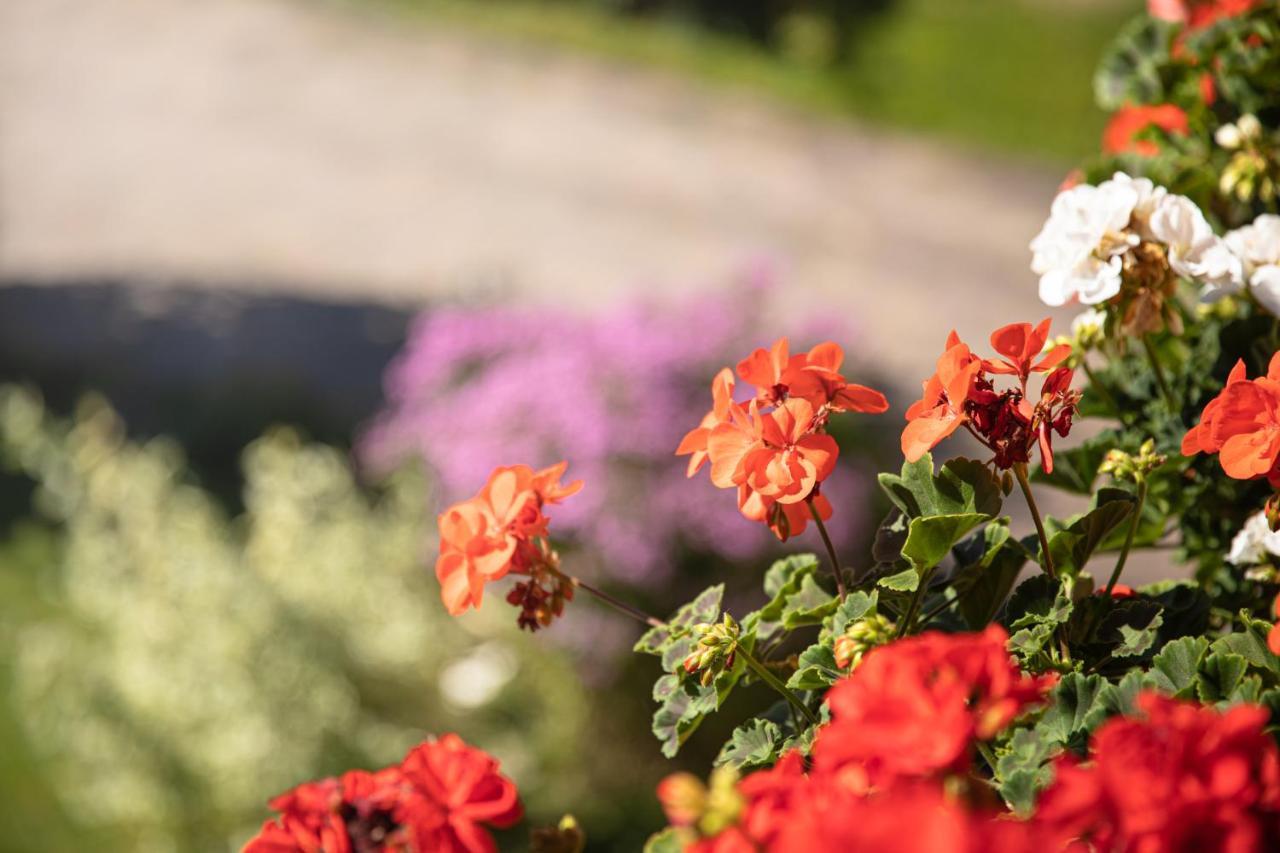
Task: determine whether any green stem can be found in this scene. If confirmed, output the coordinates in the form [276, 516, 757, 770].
[739, 646, 819, 726]
[561, 572, 665, 629]
[1080, 357, 1121, 419]
[1104, 479, 1147, 596]
[808, 498, 846, 601]
[976, 741, 1000, 774]
[1013, 463, 1056, 578]
[895, 568, 933, 639]
[1141, 334, 1176, 410]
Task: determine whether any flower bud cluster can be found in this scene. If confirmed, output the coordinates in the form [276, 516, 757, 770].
[682, 613, 741, 687]
[1099, 438, 1166, 484]
[833, 612, 896, 670]
[1217, 115, 1276, 204]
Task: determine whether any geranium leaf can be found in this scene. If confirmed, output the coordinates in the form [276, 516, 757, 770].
[635, 584, 724, 656]
[1150, 636, 1210, 697]
[877, 453, 1003, 520]
[1197, 652, 1250, 703]
[831, 591, 877, 636]
[1210, 613, 1280, 677]
[1093, 16, 1175, 110]
[780, 575, 837, 629]
[786, 642, 842, 691]
[650, 674, 717, 758]
[902, 512, 991, 573]
[643, 828, 685, 853]
[1044, 489, 1135, 576]
[714, 719, 784, 771]
[878, 567, 919, 592]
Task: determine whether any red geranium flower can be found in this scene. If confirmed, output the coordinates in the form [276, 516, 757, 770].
[1182, 355, 1280, 485]
[1102, 104, 1189, 157]
[1148, 0, 1261, 29]
[814, 626, 1053, 788]
[1036, 692, 1280, 852]
[399, 735, 523, 853]
[243, 736, 521, 853]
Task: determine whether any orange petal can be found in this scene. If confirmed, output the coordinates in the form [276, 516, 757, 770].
[834, 384, 889, 414]
[901, 413, 961, 462]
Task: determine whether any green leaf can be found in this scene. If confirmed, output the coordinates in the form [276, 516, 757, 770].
[780, 574, 837, 629]
[877, 453, 1003, 520]
[1038, 673, 1110, 748]
[1211, 614, 1280, 677]
[763, 554, 820, 607]
[995, 728, 1058, 815]
[878, 567, 919, 592]
[715, 719, 784, 771]
[1045, 489, 1135, 576]
[952, 524, 1028, 630]
[903, 512, 991, 573]
[650, 674, 717, 758]
[643, 828, 685, 853]
[1099, 669, 1156, 717]
[635, 584, 724, 656]
[1112, 608, 1163, 659]
[787, 642, 843, 691]
[1197, 652, 1250, 703]
[831, 591, 877, 636]
[1150, 636, 1210, 697]
[1094, 16, 1175, 110]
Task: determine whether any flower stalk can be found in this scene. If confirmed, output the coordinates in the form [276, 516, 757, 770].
[557, 570, 665, 629]
[1013, 462, 1056, 578]
[808, 498, 847, 601]
[737, 645, 819, 726]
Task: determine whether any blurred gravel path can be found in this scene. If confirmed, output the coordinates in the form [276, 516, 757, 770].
[0, 0, 1067, 378]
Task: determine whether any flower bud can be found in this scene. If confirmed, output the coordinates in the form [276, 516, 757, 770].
[834, 612, 896, 669]
[1215, 123, 1243, 149]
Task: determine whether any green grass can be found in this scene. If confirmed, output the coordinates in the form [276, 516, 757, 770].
[369, 0, 1142, 164]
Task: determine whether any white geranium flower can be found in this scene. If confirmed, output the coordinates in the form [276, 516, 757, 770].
[1031, 177, 1143, 306]
[1226, 214, 1280, 315]
[1148, 194, 1243, 298]
[1228, 510, 1280, 566]
[1108, 172, 1166, 239]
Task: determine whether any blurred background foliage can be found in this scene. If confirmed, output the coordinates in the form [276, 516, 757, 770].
[380, 0, 1138, 163]
[0, 281, 894, 851]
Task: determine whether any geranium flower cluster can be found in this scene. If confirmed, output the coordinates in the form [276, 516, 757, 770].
[677, 337, 887, 541]
[1037, 693, 1280, 851]
[243, 734, 522, 853]
[435, 462, 581, 628]
[902, 319, 1079, 473]
[657, 628, 1053, 852]
[1031, 172, 1239, 333]
[658, 629, 1280, 853]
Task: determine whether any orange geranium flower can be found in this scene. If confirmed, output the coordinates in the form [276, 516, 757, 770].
[902, 332, 983, 463]
[680, 336, 885, 540]
[1183, 354, 1280, 484]
[1102, 104, 1189, 157]
[676, 368, 738, 477]
[738, 399, 839, 505]
[434, 462, 580, 617]
[984, 319, 1072, 383]
[903, 322, 1080, 471]
[736, 337, 888, 414]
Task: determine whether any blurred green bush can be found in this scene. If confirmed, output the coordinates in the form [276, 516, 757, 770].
[0, 388, 662, 851]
